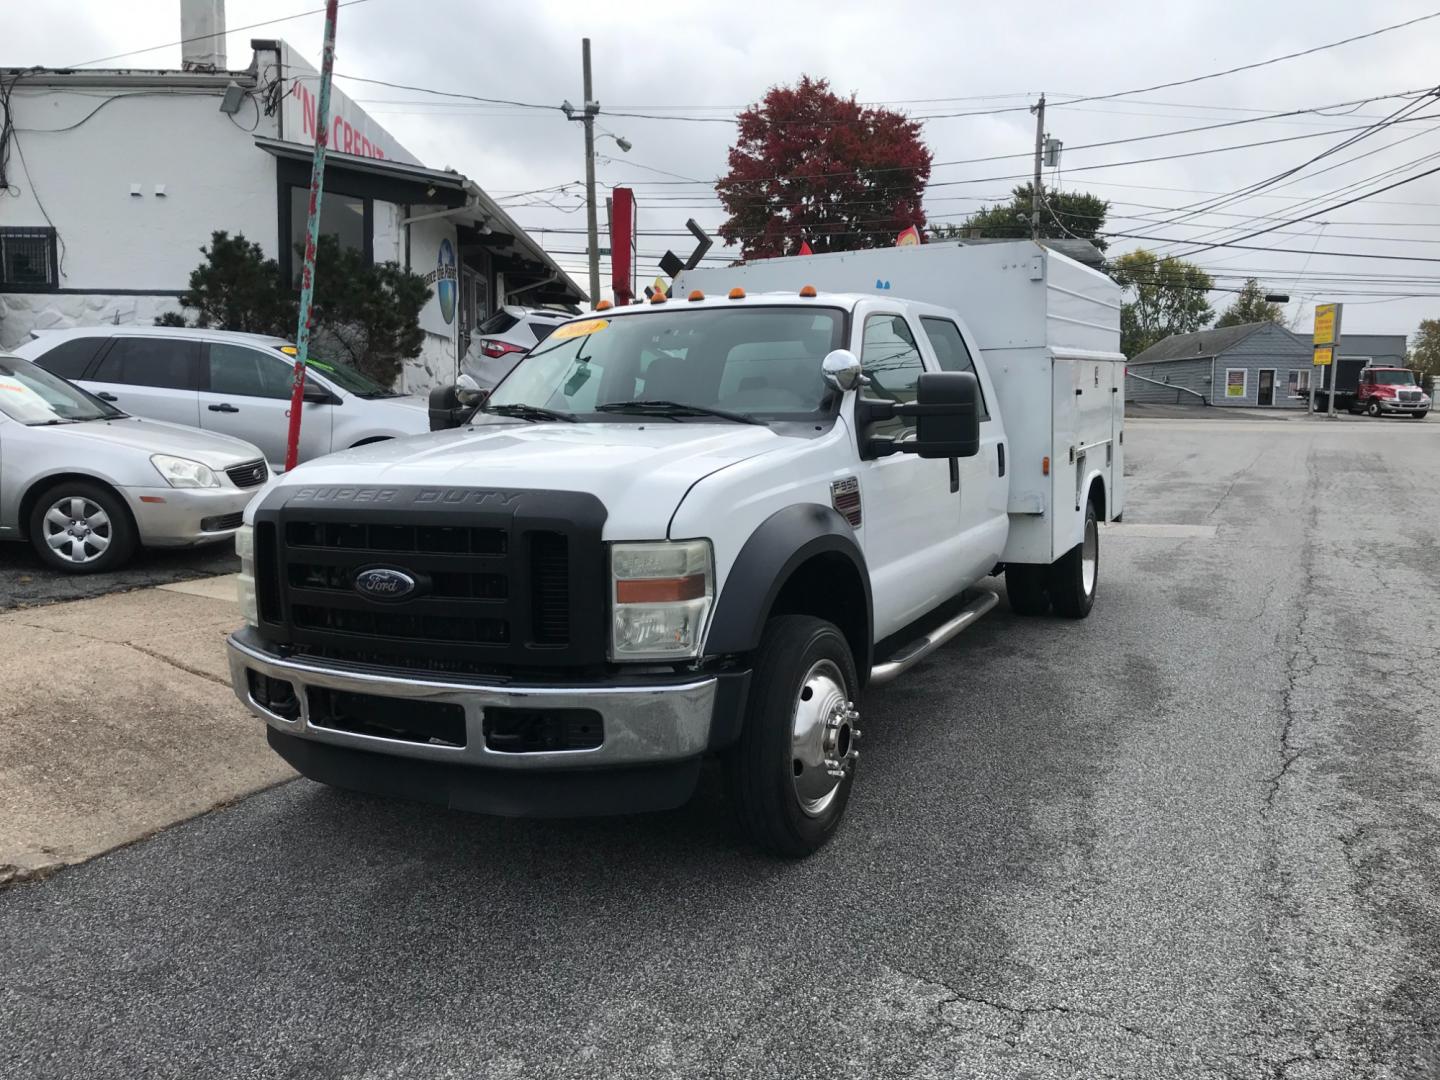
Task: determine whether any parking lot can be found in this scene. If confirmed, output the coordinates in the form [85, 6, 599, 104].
[2, 415, 1437, 1079]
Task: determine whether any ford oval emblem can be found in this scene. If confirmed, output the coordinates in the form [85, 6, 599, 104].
[354, 567, 417, 602]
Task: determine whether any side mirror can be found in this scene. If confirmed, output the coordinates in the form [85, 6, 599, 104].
[859, 370, 981, 459]
[428, 379, 489, 431]
[910, 371, 980, 458]
[302, 381, 338, 404]
[455, 373, 485, 405]
[821, 349, 866, 392]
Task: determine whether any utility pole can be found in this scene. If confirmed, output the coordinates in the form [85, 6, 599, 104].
[1030, 93, 1046, 241]
[581, 38, 600, 309]
[284, 0, 338, 472]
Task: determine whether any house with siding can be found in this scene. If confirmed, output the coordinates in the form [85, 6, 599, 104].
[1127, 322, 1315, 408]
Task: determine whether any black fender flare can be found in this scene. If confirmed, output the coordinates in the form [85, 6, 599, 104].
[704, 503, 873, 672]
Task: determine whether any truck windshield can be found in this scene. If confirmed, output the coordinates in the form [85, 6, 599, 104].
[1370, 370, 1416, 385]
[483, 306, 845, 422]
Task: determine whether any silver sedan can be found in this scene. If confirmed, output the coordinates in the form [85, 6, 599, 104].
[0, 354, 268, 573]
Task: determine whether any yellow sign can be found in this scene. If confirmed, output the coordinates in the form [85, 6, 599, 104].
[1313, 303, 1337, 346]
[1313, 346, 1333, 367]
[552, 318, 610, 341]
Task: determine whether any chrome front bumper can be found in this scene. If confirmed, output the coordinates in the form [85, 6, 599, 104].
[226, 632, 721, 770]
[1378, 399, 1428, 412]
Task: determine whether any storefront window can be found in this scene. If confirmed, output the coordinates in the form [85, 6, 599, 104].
[288, 188, 368, 283]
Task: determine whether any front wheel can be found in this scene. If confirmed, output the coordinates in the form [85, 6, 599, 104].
[725, 615, 860, 857]
[1367, 400, 1382, 417]
[1049, 499, 1098, 619]
[1411, 411, 1429, 420]
[27, 481, 136, 574]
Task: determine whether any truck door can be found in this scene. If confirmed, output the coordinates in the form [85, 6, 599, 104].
[853, 311, 972, 639]
[918, 316, 1008, 568]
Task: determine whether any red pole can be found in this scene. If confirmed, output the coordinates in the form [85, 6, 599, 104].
[284, 0, 339, 472]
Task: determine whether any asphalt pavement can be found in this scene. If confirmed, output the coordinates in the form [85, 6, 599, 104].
[2, 416, 1437, 1079]
[0, 540, 237, 612]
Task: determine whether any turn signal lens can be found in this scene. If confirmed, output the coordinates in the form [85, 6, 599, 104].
[799, 285, 817, 297]
[728, 287, 745, 300]
[1042, 455, 1051, 476]
[688, 290, 705, 301]
[616, 575, 707, 603]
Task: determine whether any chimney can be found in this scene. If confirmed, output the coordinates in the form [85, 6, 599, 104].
[180, 0, 227, 71]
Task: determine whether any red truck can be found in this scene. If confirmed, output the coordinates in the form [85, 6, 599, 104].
[1350, 367, 1430, 419]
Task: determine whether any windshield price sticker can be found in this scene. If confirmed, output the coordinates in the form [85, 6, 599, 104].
[553, 318, 610, 341]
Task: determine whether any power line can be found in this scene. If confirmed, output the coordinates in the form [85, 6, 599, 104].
[1129, 92, 1439, 247]
[1052, 9, 1440, 108]
[69, 0, 375, 69]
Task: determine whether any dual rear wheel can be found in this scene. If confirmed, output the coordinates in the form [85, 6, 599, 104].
[1005, 499, 1098, 619]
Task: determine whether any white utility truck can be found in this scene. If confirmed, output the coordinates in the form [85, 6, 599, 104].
[228, 239, 1124, 856]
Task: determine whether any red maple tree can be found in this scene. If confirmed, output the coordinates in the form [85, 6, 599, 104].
[716, 76, 931, 260]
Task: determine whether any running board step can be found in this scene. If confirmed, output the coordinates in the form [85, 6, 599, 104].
[869, 589, 999, 687]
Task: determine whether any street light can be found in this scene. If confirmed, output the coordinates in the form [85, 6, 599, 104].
[561, 39, 629, 309]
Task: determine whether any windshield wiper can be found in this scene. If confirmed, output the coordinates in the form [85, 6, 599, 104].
[482, 402, 578, 423]
[595, 400, 764, 425]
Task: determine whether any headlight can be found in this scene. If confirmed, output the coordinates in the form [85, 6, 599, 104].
[151, 454, 220, 489]
[235, 524, 258, 627]
[610, 540, 713, 661]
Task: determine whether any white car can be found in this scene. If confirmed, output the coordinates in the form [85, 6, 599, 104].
[0, 354, 266, 573]
[460, 306, 570, 391]
[16, 327, 429, 469]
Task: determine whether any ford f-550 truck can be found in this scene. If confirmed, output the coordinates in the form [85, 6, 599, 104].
[228, 240, 1124, 856]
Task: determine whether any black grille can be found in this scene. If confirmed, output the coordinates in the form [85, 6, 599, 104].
[307, 686, 466, 747]
[201, 511, 245, 532]
[484, 707, 603, 752]
[1399, 390, 1421, 402]
[250, 486, 607, 672]
[531, 533, 570, 645]
[227, 460, 269, 488]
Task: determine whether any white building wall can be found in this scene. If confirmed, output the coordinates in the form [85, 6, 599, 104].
[2, 88, 281, 290]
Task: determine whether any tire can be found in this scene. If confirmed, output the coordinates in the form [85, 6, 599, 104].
[1412, 411, 1428, 420]
[27, 480, 136, 574]
[1005, 564, 1051, 616]
[1367, 400, 1382, 417]
[1049, 498, 1098, 619]
[724, 615, 860, 858]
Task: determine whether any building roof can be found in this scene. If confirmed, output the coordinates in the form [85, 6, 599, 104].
[1131, 322, 1285, 364]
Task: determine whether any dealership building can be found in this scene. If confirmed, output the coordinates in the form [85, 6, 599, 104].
[0, 16, 583, 392]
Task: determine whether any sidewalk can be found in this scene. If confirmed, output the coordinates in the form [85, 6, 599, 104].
[0, 577, 293, 885]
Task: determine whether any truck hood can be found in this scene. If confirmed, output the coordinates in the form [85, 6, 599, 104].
[270, 420, 795, 534]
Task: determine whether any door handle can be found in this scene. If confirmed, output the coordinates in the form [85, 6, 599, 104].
[208, 403, 239, 413]
[97, 392, 118, 402]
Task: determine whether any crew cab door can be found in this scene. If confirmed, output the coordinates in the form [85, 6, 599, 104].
[918, 314, 1009, 556]
[852, 311, 972, 639]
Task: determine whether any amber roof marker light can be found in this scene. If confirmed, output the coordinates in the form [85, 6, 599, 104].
[799, 285, 817, 297]
[728, 287, 746, 300]
[688, 290, 705, 301]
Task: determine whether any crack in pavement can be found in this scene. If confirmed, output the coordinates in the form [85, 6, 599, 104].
[1205, 447, 1266, 520]
[8, 619, 232, 689]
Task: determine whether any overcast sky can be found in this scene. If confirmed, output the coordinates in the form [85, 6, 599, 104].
[8, 0, 1440, 337]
